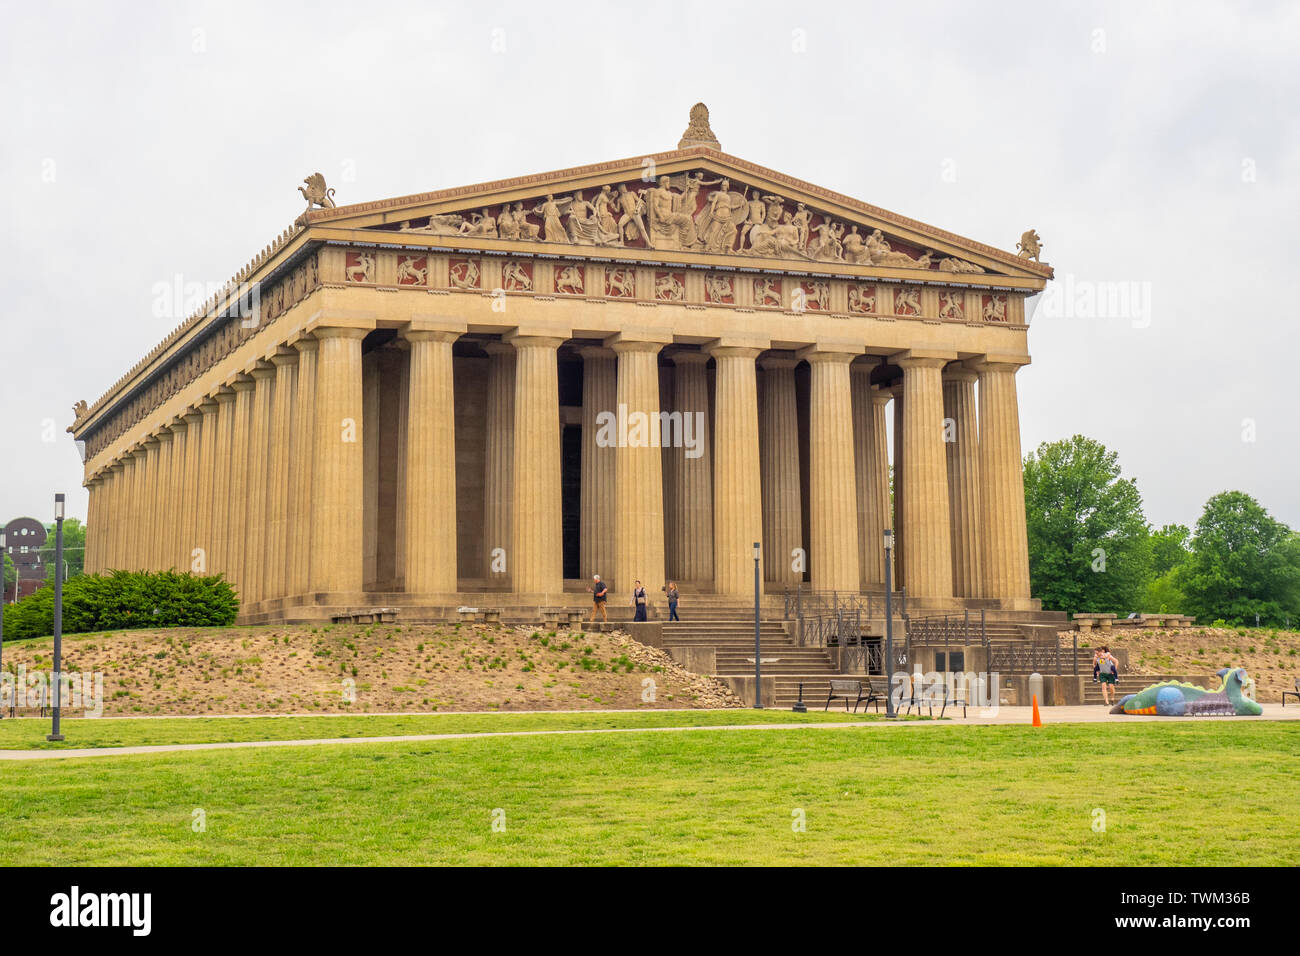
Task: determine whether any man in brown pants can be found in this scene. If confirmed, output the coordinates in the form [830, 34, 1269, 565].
[589, 575, 609, 622]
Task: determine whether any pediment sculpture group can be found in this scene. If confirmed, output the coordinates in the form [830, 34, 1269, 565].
[393, 173, 987, 273]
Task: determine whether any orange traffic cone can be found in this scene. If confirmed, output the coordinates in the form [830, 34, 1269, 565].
[1031, 693, 1042, 727]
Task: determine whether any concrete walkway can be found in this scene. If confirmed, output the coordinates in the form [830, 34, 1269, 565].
[1, 704, 1294, 761]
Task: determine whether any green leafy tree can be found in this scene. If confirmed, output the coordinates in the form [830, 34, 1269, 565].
[1023, 435, 1152, 614]
[1149, 523, 1191, 576]
[1175, 491, 1300, 626]
[38, 518, 86, 585]
[3, 551, 14, 590]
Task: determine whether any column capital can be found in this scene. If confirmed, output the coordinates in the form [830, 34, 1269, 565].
[403, 328, 463, 344]
[248, 360, 277, 380]
[268, 346, 299, 368]
[213, 385, 237, 404]
[311, 325, 370, 342]
[851, 356, 884, 377]
[610, 339, 664, 356]
[870, 384, 893, 406]
[797, 345, 859, 365]
[504, 332, 565, 350]
[404, 317, 467, 341]
[291, 335, 319, 355]
[181, 405, 204, 424]
[708, 345, 762, 361]
[894, 348, 956, 369]
[484, 340, 516, 356]
[758, 353, 798, 371]
[578, 344, 616, 361]
[229, 373, 256, 392]
[165, 417, 188, 434]
[198, 396, 219, 412]
[605, 327, 673, 349]
[969, 354, 1031, 374]
[942, 365, 980, 384]
[155, 427, 175, 443]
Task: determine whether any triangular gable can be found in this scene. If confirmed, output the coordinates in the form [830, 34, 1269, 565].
[300, 147, 1052, 284]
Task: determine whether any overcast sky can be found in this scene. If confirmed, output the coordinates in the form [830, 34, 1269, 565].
[2, 0, 1296, 534]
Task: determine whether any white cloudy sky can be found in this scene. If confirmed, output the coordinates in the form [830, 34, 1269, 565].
[1, 0, 1296, 532]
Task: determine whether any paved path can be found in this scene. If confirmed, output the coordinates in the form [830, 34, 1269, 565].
[1, 704, 1294, 761]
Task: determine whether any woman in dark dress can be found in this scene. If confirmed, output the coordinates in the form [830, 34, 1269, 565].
[632, 580, 648, 622]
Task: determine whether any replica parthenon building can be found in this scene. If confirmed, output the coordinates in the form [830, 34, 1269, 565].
[70, 106, 1053, 623]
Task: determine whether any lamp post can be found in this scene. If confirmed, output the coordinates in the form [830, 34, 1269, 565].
[47, 494, 65, 742]
[752, 541, 762, 709]
[882, 528, 896, 718]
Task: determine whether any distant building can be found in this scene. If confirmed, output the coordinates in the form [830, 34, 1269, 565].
[3, 517, 47, 603]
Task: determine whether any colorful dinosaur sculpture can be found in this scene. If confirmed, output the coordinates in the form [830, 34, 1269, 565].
[1110, 668, 1262, 716]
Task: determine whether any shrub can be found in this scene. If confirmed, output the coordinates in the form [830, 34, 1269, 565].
[1, 570, 238, 641]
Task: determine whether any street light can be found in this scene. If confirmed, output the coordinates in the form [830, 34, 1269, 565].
[882, 529, 897, 718]
[47, 494, 66, 742]
[753, 541, 762, 709]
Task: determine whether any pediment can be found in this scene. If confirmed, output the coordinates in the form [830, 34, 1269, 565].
[299, 149, 1051, 286]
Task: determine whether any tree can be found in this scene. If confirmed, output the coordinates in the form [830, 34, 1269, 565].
[1023, 435, 1151, 614]
[1175, 491, 1300, 626]
[38, 518, 86, 585]
[3, 551, 13, 590]
[1149, 523, 1191, 576]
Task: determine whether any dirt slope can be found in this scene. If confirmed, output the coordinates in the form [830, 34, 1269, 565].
[4, 623, 744, 716]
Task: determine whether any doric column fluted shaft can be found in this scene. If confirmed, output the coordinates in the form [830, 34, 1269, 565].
[898, 354, 954, 600]
[851, 365, 891, 588]
[891, 387, 905, 590]
[226, 376, 255, 602]
[759, 356, 801, 587]
[195, 398, 219, 575]
[244, 364, 275, 603]
[210, 388, 236, 579]
[404, 328, 460, 593]
[110, 462, 126, 570]
[612, 339, 666, 596]
[510, 335, 564, 595]
[179, 407, 203, 573]
[711, 346, 762, 596]
[265, 351, 297, 601]
[140, 436, 161, 571]
[310, 327, 367, 594]
[153, 430, 175, 571]
[579, 346, 617, 583]
[670, 351, 713, 585]
[163, 421, 188, 572]
[288, 339, 317, 597]
[484, 342, 516, 586]
[802, 349, 861, 593]
[975, 360, 1032, 604]
[943, 367, 983, 598]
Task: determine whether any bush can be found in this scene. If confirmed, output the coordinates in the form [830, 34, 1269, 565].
[1, 570, 238, 641]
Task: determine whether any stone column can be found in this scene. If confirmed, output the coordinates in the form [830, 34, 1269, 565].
[245, 363, 275, 603]
[195, 398, 219, 574]
[974, 359, 1033, 605]
[897, 354, 955, 600]
[404, 328, 460, 593]
[943, 366, 983, 598]
[669, 351, 713, 585]
[851, 365, 890, 588]
[483, 342, 515, 587]
[138, 435, 160, 571]
[153, 429, 175, 570]
[310, 327, 367, 594]
[759, 356, 801, 587]
[288, 338, 318, 598]
[801, 348, 861, 593]
[110, 461, 126, 570]
[180, 407, 203, 573]
[579, 346, 616, 583]
[265, 350, 297, 601]
[210, 388, 236, 578]
[163, 420, 187, 572]
[612, 339, 666, 596]
[892, 387, 904, 590]
[509, 335, 564, 596]
[711, 346, 763, 597]
[226, 375, 255, 602]
[83, 478, 100, 574]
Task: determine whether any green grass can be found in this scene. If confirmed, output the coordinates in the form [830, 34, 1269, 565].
[0, 721, 1293, 865]
[0, 708, 885, 750]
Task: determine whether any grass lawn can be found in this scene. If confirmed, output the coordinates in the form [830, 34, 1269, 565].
[0, 708, 880, 750]
[0, 720, 1293, 865]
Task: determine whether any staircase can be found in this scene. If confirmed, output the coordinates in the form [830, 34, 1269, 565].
[661, 618, 863, 708]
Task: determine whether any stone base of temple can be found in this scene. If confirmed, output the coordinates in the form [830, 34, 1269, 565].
[235, 588, 1051, 626]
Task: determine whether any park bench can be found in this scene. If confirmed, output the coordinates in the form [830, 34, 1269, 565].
[824, 679, 879, 714]
[898, 674, 966, 718]
[1283, 679, 1300, 708]
[1072, 613, 1116, 631]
